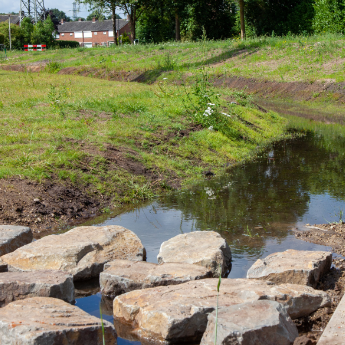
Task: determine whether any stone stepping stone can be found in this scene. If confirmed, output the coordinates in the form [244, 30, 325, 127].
[247, 249, 332, 288]
[113, 278, 330, 344]
[0, 270, 74, 307]
[0, 225, 33, 256]
[1, 225, 145, 281]
[317, 293, 345, 345]
[157, 231, 232, 277]
[200, 300, 298, 345]
[0, 297, 117, 344]
[100, 259, 212, 297]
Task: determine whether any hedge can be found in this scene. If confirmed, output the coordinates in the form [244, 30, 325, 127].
[55, 40, 80, 48]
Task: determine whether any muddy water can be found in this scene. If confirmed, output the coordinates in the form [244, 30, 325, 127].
[76, 132, 345, 345]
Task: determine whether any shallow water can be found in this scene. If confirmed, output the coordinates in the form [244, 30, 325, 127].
[75, 132, 345, 344]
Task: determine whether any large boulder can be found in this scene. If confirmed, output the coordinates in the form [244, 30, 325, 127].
[0, 225, 33, 256]
[247, 249, 332, 288]
[157, 231, 232, 277]
[113, 278, 330, 343]
[0, 297, 117, 344]
[100, 259, 211, 297]
[0, 270, 74, 306]
[200, 300, 298, 345]
[1, 226, 145, 281]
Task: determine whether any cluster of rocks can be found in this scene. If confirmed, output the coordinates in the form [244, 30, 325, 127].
[0, 225, 335, 345]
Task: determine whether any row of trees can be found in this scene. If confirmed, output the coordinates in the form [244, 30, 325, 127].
[78, 0, 345, 43]
[0, 16, 55, 49]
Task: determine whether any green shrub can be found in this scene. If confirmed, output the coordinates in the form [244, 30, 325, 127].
[55, 40, 80, 48]
[121, 32, 131, 44]
[0, 33, 4, 45]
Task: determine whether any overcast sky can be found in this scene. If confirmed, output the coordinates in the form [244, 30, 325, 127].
[0, 0, 125, 18]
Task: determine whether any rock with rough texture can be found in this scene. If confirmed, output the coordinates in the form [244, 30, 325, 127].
[1, 225, 145, 281]
[200, 300, 298, 345]
[247, 249, 332, 288]
[0, 225, 33, 256]
[100, 259, 212, 297]
[0, 270, 74, 306]
[157, 231, 231, 277]
[113, 278, 330, 343]
[0, 297, 117, 344]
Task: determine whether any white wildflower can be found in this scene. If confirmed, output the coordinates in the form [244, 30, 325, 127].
[203, 107, 213, 117]
[222, 112, 231, 117]
[204, 187, 214, 197]
[207, 103, 215, 106]
[163, 78, 167, 80]
[208, 126, 213, 130]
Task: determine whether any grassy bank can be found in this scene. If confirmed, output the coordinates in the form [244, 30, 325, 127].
[0, 68, 287, 232]
[2, 33, 345, 84]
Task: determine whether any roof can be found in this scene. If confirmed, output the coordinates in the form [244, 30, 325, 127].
[0, 15, 20, 25]
[58, 19, 129, 33]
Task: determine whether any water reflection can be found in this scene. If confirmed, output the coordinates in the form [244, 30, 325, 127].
[78, 132, 345, 344]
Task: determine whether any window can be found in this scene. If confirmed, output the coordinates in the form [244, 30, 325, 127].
[103, 32, 106, 34]
[108, 31, 114, 37]
[56, 34, 60, 39]
[61, 33, 64, 36]
[75, 31, 82, 38]
[84, 31, 92, 38]
[70, 33, 73, 36]
[84, 43, 92, 48]
[94, 32, 97, 35]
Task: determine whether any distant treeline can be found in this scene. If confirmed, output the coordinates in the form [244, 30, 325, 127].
[137, 0, 345, 42]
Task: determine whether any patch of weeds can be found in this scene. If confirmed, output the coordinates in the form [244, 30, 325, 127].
[125, 179, 154, 202]
[122, 102, 147, 114]
[0, 101, 3, 109]
[47, 84, 69, 116]
[158, 51, 177, 71]
[45, 61, 62, 73]
[229, 89, 254, 107]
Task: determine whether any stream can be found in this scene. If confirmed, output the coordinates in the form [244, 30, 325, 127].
[75, 131, 345, 344]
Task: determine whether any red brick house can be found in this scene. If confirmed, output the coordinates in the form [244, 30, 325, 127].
[56, 18, 131, 47]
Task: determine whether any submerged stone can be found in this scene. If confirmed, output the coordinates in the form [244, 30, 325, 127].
[200, 300, 298, 345]
[1, 225, 145, 281]
[0, 270, 74, 306]
[113, 278, 330, 343]
[0, 297, 117, 344]
[100, 259, 211, 297]
[247, 249, 332, 288]
[157, 231, 232, 277]
[0, 225, 33, 256]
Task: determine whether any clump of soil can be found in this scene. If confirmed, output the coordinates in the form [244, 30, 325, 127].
[295, 223, 345, 256]
[0, 178, 103, 235]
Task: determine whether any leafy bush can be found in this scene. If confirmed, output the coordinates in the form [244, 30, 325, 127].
[313, 0, 345, 33]
[121, 32, 131, 44]
[0, 33, 4, 45]
[55, 40, 80, 48]
[45, 61, 62, 73]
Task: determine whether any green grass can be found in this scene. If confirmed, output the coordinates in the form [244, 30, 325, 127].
[0, 68, 287, 207]
[3, 33, 345, 83]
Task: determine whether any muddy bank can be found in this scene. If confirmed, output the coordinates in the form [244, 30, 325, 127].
[295, 223, 345, 256]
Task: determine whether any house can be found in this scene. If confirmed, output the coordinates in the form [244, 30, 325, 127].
[56, 17, 131, 48]
[0, 15, 20, 25]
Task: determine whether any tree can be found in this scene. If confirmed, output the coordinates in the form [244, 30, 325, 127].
[21, 17, 34, 44]
[78, 0, 120, 45]
[239, 0, 245, 39]
[86, 9, 121, 20]
[31, 16, 55, 47]
[49, 9, 72, 22]
[0, 21, 23, 49]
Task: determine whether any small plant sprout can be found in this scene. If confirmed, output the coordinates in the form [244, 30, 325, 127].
[100, 306, 106, 345]
[215, 264, 222, 345]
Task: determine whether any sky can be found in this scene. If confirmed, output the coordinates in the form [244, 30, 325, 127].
[0, 0, 125, 18]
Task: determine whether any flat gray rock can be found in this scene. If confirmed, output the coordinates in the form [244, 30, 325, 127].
[113, 278, 330, 343]
[157, 231, 232, 277]
[247, 249, 332, 288]
[100, 259, 211, 297]
[0, 297, 117, 344]
[0, 225, 33, 256]
[1, 225, 145, 281]
[0, 270, 74, 306]
[200, 300, 298, 345]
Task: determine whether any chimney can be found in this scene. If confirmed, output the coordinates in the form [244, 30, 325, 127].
[78, 18, 82, 22]
[61, 18, 64, 25]
[127, 14, 130, 21]
[92, 17, 96, 23]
